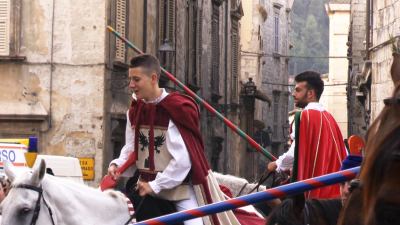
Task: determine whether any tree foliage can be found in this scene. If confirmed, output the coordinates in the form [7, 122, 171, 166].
[289, 0, 329, 75]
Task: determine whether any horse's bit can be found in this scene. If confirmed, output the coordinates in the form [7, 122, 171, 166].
[12, 184, 56, 225]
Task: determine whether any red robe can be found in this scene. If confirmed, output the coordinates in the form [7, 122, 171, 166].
[129, 92, 210, 185]
[293, 109, 347, 199]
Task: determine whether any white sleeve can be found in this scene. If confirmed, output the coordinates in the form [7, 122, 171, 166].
[148, 120, 192, 194]
[109, 111, 136, 177]
[275, 142, 295, 172]
[275, 123, 295, 172]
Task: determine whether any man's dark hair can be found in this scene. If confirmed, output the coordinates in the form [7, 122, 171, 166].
[295, 71, 324, 100]
[130, 54, 161, 78]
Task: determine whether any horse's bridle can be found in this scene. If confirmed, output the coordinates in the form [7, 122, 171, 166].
[12, 184, 56, 225]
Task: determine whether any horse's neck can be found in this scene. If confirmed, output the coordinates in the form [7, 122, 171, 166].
[41, 176, 129, 224]
[307, 199, 342, 225]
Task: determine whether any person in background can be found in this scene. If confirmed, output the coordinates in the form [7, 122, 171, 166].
[267, 71, 348, 199]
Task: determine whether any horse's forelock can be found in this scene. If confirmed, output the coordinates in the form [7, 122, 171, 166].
[268, 198, 302, 225]
[104, 189, 126, 200]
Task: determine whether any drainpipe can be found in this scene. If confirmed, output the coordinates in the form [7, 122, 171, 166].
[366, 0, 370, 60]
[223, 0, 229, 173]
[143, 0, 147, 52]
[48, 0, 56, 130]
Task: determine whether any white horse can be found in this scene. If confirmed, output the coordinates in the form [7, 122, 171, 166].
[0, 159, 132, 225]
[213, 172, 268, 197]
[0, 159, 270, 225]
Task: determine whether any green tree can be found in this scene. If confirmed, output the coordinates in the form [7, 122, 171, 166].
[289, 0, 329, 75]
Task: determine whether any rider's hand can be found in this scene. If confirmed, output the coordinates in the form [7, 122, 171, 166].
[136, 180, 154, 197]
[107, 164, 120, 180]
[267, 161, 278, 172]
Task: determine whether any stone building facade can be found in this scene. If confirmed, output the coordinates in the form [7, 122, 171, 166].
[322, 0, 350, 138]
[347, 0, 369, 137]
[259, 0, 293, 159]
[239, 0, 268, 180]
[107, 0, 246, 179]
[0, 0, 248, 183]
[348, 0, 400, 135]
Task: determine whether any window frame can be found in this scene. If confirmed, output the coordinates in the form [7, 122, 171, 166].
[0, 0, 24, 60]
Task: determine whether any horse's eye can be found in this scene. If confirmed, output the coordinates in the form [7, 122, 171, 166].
[19, 207, 31, 215]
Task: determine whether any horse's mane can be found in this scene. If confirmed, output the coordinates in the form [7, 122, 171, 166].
[268, 197, 302, 225]
[360, 83, 400, 215]
[13, 172, 127, 203]
[307, 199, 342, 225]
[268, 198, 342, 225]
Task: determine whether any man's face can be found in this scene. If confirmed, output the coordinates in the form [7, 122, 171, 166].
[128, 67, 157, 101]
[292, 81, 312, 108]
[340, 181, 351, 205]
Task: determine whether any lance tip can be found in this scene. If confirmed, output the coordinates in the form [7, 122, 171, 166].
[106, 26, 114, 32]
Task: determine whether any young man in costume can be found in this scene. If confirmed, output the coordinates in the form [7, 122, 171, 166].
[107, 54, 244, 225]
[267, 71, 347, 199]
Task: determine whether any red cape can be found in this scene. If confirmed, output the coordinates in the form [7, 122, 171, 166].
[129, 92, 210, 185]
[158, 92, 210, 185]
[295, 109, 347, 199]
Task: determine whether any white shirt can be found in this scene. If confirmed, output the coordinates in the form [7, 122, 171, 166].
[275, 102, 326, 172]
[110, 89, 192, 194]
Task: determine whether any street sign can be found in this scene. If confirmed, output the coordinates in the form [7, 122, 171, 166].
[79, 158, 94, 180]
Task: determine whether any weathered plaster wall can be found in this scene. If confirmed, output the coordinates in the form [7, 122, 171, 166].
[322, 2, 350, 137]
[0, 0, 107, 184]
[370, 0, 400, 121]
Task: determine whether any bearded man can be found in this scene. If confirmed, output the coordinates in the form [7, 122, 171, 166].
[268, 71, 347, 199]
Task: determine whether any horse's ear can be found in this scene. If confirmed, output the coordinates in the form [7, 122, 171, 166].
[4, 160, 16, 183]
[292, 193, 305, 215]
[31, 159, 46, 185]
[391, 53, 400, 85]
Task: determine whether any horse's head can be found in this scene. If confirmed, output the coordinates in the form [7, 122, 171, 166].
[268, 194, 342, 225]
[338, 83, 400, 225]
[0, 159, 51, 225]
[391, 48, 400, 85]
[267, 194, 306, 225]
[359, 83, 400, 225]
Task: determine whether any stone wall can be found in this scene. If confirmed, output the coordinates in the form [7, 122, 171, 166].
[348, 0, 368, 137]
[370, 0, 400, 120]
[261, 0, 291, 157]
[0, 0, 107, 185]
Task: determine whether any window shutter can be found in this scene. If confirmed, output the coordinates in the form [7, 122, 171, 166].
[0, 0, 10, 56]
[167, 0, 175, 42]
[115, 0, 126, 62]
[186, 1, 198, 86]
[159, 0, 165, 44]
[231, 20, 239, 99]
[211, 4, 220, 94]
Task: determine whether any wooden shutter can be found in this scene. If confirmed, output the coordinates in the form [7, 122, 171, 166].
[211, 4, 220, 94]
[167, 0, 175, 42]
[231, 20, 239, 99]
[0, 0, 10, 56]
[274, 9, 280, 53]
[115, 0, 126, 62]
[159, 0, 165, 45]
[272, 91, 281, 140]
[186, 1, 198, 86]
